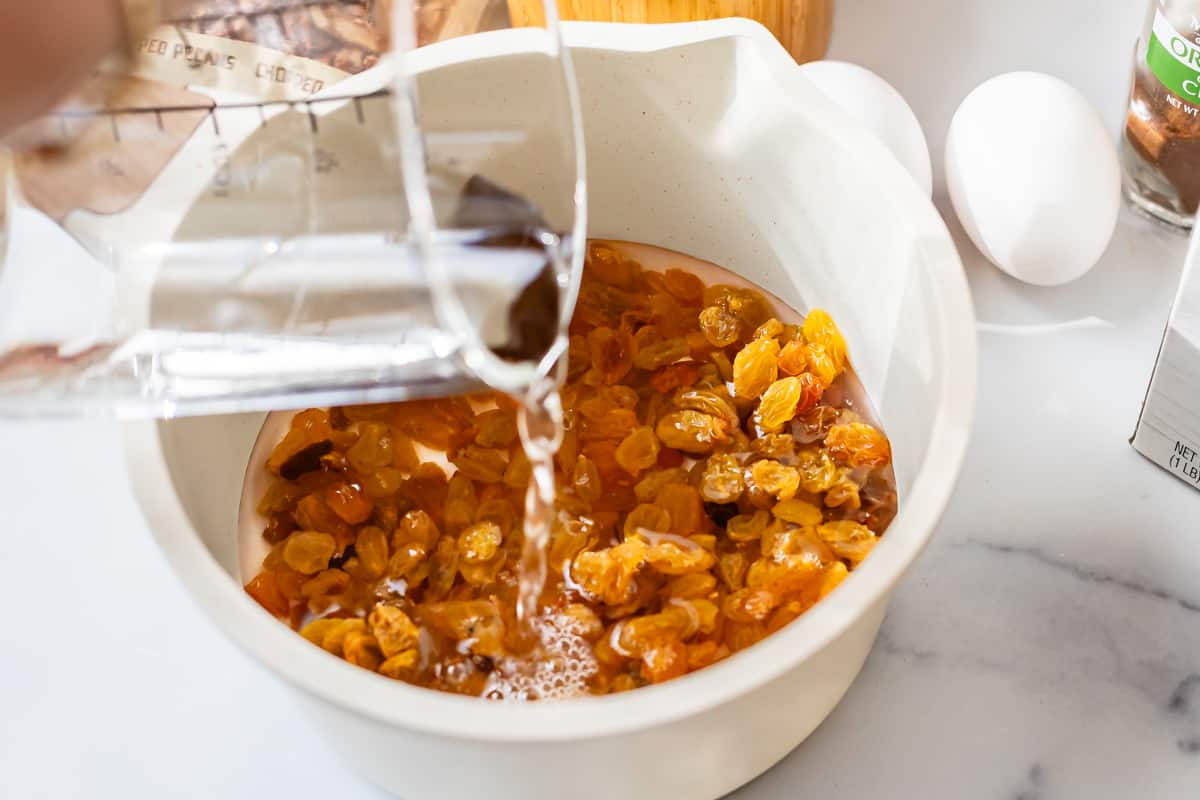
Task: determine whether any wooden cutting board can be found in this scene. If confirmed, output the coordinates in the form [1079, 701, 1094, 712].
[504, 0, 833, 64]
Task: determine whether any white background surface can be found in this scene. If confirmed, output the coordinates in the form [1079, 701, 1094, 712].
[4, 1, 1200, 798]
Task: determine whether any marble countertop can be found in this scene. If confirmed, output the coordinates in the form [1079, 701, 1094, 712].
[3, 0, 1200, 798]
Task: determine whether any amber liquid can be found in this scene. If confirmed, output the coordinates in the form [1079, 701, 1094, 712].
[1124, 66, 1200, 226]
[242, 241, 898, 700]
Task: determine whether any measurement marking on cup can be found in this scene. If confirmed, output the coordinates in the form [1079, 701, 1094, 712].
[37, 88, 391, 124]
[34, 88, 406, 151]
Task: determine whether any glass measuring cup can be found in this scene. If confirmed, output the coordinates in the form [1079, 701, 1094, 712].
[0, 0, 585, 417]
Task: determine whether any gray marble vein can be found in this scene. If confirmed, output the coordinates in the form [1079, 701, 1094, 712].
[959, 539, 1200, 614]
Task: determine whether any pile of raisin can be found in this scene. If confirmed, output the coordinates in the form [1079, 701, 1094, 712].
[246, 241, 897, 697]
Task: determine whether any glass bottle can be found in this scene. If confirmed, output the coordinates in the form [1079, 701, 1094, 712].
[1123, 0, 1200, 228]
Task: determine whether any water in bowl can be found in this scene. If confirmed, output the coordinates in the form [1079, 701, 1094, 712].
[240, 240, 898, 699]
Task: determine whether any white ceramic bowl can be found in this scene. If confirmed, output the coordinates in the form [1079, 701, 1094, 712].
[123, 20, 975, 800]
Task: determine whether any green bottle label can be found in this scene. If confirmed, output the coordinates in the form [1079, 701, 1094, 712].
[1148, 9, 1200, 107]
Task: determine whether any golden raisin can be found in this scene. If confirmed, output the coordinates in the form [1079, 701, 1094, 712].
[368, 604, 420, 657]
[571, 537, 648, 605]
[449, 446, 508, 483]
[749, 461, 801, 501]
[699, 453, 744, 503]
[698, 305, 741, 347]
[548, 516, 592, 571]
[361, 468, 405, 499]
[282, 531, 337, 575]
[609, 673, 642, 693]
[824, 478, 862, 510]
[245, 573, 289, 617]
[717, 551, 749, 591]
[458, 521, 503, 563]
[724, 588, 779, 623]
[792, 450, 836, 495]
[444, 473, 478, 534]
[355, 526, 390, 578]
[819, 561, 850, 599]
[806, 344, 841, 387]
[424, 600, 506, 657]
[634, 337, 690, 371]
[325, 482, 373, 525]
[666, 573, 718, 599]
[801, 309, 847, 376]
[753, 318, 784, 340]
[346, 423, 393, 472]
[646, 540, 716, 575]
[426, 537, 460, 601]
[561, 604, 605, 640]
[379, 649, 420, 680]
[766, 599, 812, 634]
[266, 409, 333, 477]
[749, 433, 797, 461]
[343, 630, 383, 670]
[257, 480, 303, 516]
[300, 617, 342, 646]
[778, 341, 808, 376]
[634, 467, 689, 502]
[726, 510, 770, 542]
[675, 387, 739, 427]
[687, 640, 729, 670]
[614, 426, 661, 476]
[503, 448, 532, 490]
[624, 503, 672, 538]
[617, 608, 694, 654]
[391, 433, 420, 473]
[755, 377, 805, 434]
[387, 542, 428, 579]
[320, 618, 366, 654]
[476, 497, 517, 537]
[651, 363, 700, 394]
[473, 408, 518, 448]
[588, 326, 635, 384]
[580, 408, 639, 442]
[657, 484, 704, 535]
[587, 241, 641, 288]
[394, 509, 440, 551]
[825, 422, 893, 468]
[662, 268, 705, 304]
[301, 569, 349, 612]
[640, 638, 689, 683]
[772, 499, 823, 526]
[704, 285, 771, 333]
[816, 521, 878, 566]
[710, 350, 734, 382]
[732, 336, 780, 400]
[572, 455, 603, 507]
[567, 334, 591, 379]
[655, 410, 729, 454]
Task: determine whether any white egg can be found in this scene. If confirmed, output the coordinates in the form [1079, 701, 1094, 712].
[799, 60, 933, 196]
[945, 72, 1120, 286]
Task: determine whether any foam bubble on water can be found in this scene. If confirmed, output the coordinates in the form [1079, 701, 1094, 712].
[484, 611, 598, 702]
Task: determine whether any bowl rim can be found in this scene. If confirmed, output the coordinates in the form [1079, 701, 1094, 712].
[121, 18, 977, 743]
